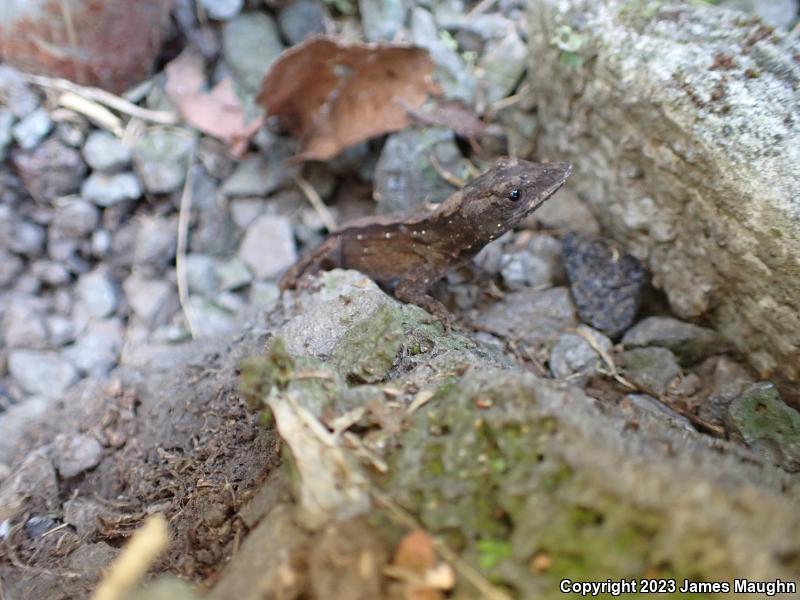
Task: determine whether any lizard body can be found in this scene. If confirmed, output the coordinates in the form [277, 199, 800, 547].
[280, 158, 573, 323]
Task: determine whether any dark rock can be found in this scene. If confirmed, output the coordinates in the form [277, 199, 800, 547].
[25, 515, 57, 538]
[278, 0, 326, 44]
[12, 138, 86, 202]
[5, 217, 46, 257]
[0, 248, 24, 287]
[0, 110, 13, 161]
[622, 394, 694, 432]
[562, 233, 647, 338]
[133, 216, 178, 273]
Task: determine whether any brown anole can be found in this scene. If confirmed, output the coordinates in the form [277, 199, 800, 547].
[280, 158, 573, 324]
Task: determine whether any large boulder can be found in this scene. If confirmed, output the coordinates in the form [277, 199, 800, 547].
[527, 0, 800, 399]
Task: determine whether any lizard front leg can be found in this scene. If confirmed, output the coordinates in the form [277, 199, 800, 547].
[395, 279, 453, 331]
[279, 236, 340, 292]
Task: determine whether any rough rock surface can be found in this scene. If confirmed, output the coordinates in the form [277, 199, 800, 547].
[2, 270, 799, 599]
[527, 0, 800, 397]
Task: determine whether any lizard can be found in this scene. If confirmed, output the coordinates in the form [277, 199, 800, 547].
[279, 157, 573, 325]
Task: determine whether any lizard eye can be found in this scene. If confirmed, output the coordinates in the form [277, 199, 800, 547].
[508, 189, 521, 201]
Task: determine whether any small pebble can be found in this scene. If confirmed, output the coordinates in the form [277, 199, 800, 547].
[239, 215, 297, 280]
[11, 108, 52, 150]
[81, 172, 142, 207]
[82, 131, 131, 172]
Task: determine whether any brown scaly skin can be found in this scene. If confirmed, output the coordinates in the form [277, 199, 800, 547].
[280, 158, 573, 325]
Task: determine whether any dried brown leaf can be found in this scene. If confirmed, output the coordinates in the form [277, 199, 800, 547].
[258, 36, 437, 160]
[165, 50, 262, 156]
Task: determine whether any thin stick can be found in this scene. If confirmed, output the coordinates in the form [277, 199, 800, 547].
[176, 147, 197, 339]
[90, 514, 169, 600]
[467, 0, 498, 17]
[57, 92, 124, 136]
[292, 174, 337, 232]
[372, 489, 512, 600]
[26, 74, 178, 125]
[430, 153, 467, 187]
[59, 0, 86, 84]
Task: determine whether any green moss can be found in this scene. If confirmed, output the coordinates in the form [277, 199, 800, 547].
[331, 303, 404, 383]
[239, 337, 295, 409]
[385, 374, 742, 598]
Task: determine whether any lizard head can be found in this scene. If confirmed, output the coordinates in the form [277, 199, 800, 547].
[459, 158, 573, 241]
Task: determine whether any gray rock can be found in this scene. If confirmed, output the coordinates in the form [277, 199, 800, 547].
[374, 128, 470, 213]
[0, 110, 14, 161]
[239, 215, 297, 280]
[726, 382, 800, 472]
[719, 0, 799, 29]
[230, 197, 267, 228]
[82, 131, 131, 172]
[31, 260, 71, 287]
[216, 258, 253, 291]
[527, 187, 600, 235]
[623, 316, 730, 366]
[250, 281, 280, 308]
[410, 7, 476, 103]
[65, 318, 124, 375]
[81, 172, 142, 206]
[2, 298, 49, 349]
[8, 349, 79, 398]
[63, 497, 104, 536]
[277, 0, 326, 45]
[621, 347, 681, 397]
[123, 274, 176, 325]
[549, 324, 612, 383]
[46, 315, 76, 346]
[55, 121, 87, 148]
[359, 0, 406, 42]
[0, 451, 58, 520]
[0, 248, 24, 287]
[12, 138, 86, 202]
[622, 394, 694, 432]
[0, 66, 39, 118]
[11, 108, 52, 150]
[75, 269, 119, 319]
[188, 167, 239, 256]
[222, 12, 284, 93]
[478, 32, 527, 104]
[53, 433, 103, 478]
[200, 0, 244, 20]
[7, 218, 45, 257]
[132, 129, 194, 194]
[476, 286, 578, 347]
[51, 197, 100, 239]
[562, 233, 647, 338]
[527, 0, 800, 395]
[91, 229, 113, 257]
[185, 297, 239, 338]
[221, 155, 295, 198]
[186, 254, 220, 297]
[500, 251, 553, 290]
[133, 216, 177, 273]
